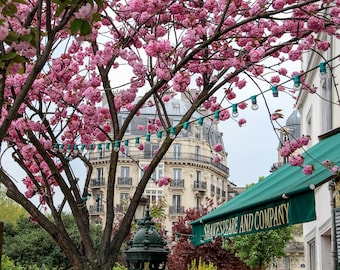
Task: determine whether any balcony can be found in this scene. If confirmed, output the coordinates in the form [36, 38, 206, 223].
[193, 181, 207, 192]
[89, 204, 104, 215]
[170, 179, 184, 190]
[90, 178, 105, 188]
[163, 153, 229, 175]
[169, 205, 184, 215]
[117, 177, 132, 186]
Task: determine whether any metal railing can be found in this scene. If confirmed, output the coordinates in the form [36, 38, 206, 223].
[89, 205, 104, 214]
[193, 181, 207, 191]
[89, 152, 229, 174]
[170, 179, 184, 188]
[169, 206, 185, 214]
[117, 177, 132, 185]
[90, 178, 105, 187]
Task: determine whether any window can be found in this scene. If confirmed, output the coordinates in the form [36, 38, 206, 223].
[121, 115, 131, 135]
[173, 168, 182, 182]
[172, 195, 182, 213]
[140, 164, 163, 182]
[172, 103, 180, 115]
[95, 193, 103, 212]
[121, 166, 130, 178]
[195, 126, 201, 140]
[308, 240, 316, 270]
[196, 196, 201, 209]
[195, 146, 200, 161]
[97, 168, 104, 181]
[173, 144, 181, 160]
[98, 146, 105, 159]
[144, 143, 159, 159]
[119, 193, 129, 212]
[196, 170, 201, 183]
[145, 189, 163, 204]
[123, 145, 130, 156]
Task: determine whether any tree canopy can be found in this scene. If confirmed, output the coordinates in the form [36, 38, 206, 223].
[0, 188, 27, 223]
[0, 0, 339, 269]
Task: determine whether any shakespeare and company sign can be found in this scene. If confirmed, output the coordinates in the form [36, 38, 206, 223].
[203, 202, 289, 240]
[191, 190, 316, 245]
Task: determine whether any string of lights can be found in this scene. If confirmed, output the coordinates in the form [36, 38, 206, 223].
[52, 56, 339, 154]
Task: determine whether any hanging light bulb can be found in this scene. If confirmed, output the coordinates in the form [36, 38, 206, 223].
[181, 122, 189, 134]
[145, 133, 151, 144]
[124, 139, 129, 147]
[198, 117, 203, 129]
[319, 62, 327, 79]
[169, 126, 176, 139]
[105, 142, 110, 150]
[113, 141, 120, 152]
[232, 104, 239, 118]
[250, 95, 258, 110]
[271, 85, 279, 97]
[81, 144, 86, 152]
[73, 144, 79, 153]
[213, 111, 220, 124]
[157, 130, 163, 142]
[67, 144, 72, 153]
[135, 137, 140, 147]
[97, 143, 102, 151]
[89, 144, 94, 151]
[53, 143, 60, 151]
[293, 75, 301, 91]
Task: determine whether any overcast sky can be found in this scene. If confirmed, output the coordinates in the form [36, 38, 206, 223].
[220, 91, 296, 187]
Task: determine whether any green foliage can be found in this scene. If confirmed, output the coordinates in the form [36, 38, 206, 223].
[112, 262, 128, 270]
[225, 227, 293, 269]
[187, 258, 217, 270]
[1, 255, 16, 270]
[70, 19, 92, 36]
[0, 189, 27, 223]
[3, 214, 102, 269]
[0, 255, 56, 270]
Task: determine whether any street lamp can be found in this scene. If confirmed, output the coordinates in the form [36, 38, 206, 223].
[125, 208, 169, 270]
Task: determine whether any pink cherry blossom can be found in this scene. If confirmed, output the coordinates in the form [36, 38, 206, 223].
[249, 47, 265, 62]
[289, 154, 304, 166]
[238, 102, 247, 110]
[302, 164, 314, 175]
[278, 67, 288, 76]
[213, 143, 223, 152]
[219, 110, 230, 121]
[212, 156, 221, 164]
[156, 176, 171, 187]
[238, 118, 247, 127]
[0, 25, 9, 41]
[138, 143, 144, 151]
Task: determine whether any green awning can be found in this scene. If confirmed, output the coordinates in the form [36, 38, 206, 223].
[191, 129, 340, 245]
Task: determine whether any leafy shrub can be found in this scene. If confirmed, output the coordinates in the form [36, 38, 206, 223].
[188, 258, 217, 270]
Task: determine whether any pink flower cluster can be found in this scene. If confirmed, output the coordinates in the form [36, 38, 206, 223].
[156, 176, 171, 187]
[322, 160, 340, 175]
[213, 143, 223, 152]
[280, 136, 310, 158]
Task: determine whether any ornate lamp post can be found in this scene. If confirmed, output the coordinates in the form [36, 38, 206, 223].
[125, 208, 169, 270]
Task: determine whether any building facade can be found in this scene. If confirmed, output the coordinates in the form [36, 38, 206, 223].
[87, 94, 235, 234]
[296, 32, 340, 270]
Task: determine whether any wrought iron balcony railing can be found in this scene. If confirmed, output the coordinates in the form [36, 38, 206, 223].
[117, 177, 132, 185]
[90, 178, 105, 187]
[89, 152, 229, 174]
[169, 205, 185, 214]
[89, 205, 104, 215]
[193, 181, 207, 191]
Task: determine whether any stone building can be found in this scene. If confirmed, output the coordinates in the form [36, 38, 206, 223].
[86, 93, 236, 235]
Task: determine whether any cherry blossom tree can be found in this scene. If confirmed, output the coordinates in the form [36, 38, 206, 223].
[0, 0, 339, 269]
